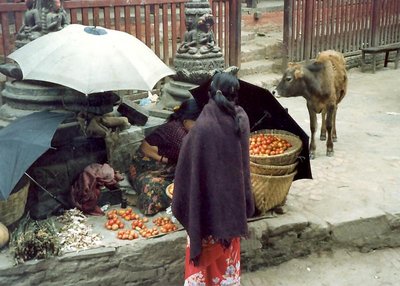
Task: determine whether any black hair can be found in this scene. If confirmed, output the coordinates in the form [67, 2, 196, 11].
[209, 72, 242, 136]
[168, 98, 202, 122]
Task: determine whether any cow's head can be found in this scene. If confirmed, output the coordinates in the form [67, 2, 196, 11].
[273, 62, 307, 98]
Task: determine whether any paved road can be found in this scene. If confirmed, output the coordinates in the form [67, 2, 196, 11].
[242, 247, 400, 286]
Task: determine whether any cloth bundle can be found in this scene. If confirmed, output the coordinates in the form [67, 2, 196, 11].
[70, 163, 123, 215]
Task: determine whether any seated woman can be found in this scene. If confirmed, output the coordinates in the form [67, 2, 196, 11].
[128, 98, 201, 215]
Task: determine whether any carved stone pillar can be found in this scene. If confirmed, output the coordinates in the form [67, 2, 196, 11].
[154, 0, 225, 114]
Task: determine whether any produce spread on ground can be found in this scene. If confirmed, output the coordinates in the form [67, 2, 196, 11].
[5, 131, 300, 265]
[8, 207, 180, 264]
[104, 207, 178, 240]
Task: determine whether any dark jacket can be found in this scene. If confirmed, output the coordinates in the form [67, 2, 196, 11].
[172, 98, 255, 264]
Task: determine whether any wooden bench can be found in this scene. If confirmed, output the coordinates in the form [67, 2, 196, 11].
[361, 43, 400, 73]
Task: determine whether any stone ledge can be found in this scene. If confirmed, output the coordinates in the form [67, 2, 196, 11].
[2, 211, 400, 285]
[59, 246, 116, 261]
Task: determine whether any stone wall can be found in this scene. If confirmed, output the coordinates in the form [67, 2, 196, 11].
[1, 209, 400, 286]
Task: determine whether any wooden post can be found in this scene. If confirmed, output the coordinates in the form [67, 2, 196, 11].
[282, 0, 292, 70]
[303, 0, 314, 61]
[371, 0, 381, 47]
[0, 13, 10, 62]
[229, 0, 241, 67]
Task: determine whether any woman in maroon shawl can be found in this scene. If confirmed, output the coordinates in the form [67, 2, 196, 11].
[128, 98, 201, 215]
[172, 72, 255, 285]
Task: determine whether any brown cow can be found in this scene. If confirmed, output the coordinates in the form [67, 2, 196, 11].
[274, 50, 347, 159]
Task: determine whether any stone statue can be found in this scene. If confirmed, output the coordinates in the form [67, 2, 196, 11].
[173, 10, 224, 85]
[45, 0, 68, 33]
[177, 13, 220, 56]
[177, 15, 197, 54]
[155, 0, 225, 112]
[16, 0, 42, 42]
[197, 14, 221, 54]
[14, 0, 69, 48]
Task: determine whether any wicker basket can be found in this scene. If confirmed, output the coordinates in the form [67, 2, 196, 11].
[0, 181, 29, 226]
[251, 170, 297, 214]
[250, 161, 298, 176]
[250, 129, 302, 166]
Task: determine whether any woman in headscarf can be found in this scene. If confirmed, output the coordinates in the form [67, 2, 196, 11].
[128, 98, 201, 215]
[172, 72, 255, 285]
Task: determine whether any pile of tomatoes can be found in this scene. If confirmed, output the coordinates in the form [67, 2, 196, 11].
[117, 229, 139, 240]
[249, 133, 292, 156]
[153, 216, 178, 233]
[105, 209, 125, 231]
[104, 208, 178, 240]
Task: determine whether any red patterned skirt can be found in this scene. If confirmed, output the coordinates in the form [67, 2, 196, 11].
[184, 236, 241, 286]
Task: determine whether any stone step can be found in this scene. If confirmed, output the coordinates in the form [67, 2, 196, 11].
[241, 42, 267, 62]
[241, 30, 257, 42]
[239, 71, 282, 91]
[242, 0, 284, 12]
[240, 28, 283, 79]
[241, 32, 283, 62]
[238, 59, 275, 77]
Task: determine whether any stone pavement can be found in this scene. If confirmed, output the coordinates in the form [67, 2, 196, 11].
[238, 66, 400, 283]
[242, 247, 400, 286]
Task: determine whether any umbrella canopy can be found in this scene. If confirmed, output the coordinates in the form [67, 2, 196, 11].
[0, 111, 69, 200]
[8, 24, 175, 94]
[189, 78, 312, 181]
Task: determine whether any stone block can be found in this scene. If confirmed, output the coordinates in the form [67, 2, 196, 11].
[331, 214, 390, 246]
[59, 247, 116, 261]
[118, 100, 149, 126]
[105, 126, 145, 174]
[266, 212, 309, 236]
[125, 267, 166, 283]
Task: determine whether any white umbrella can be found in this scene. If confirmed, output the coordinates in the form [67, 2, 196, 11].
[8, 24, 175, 94]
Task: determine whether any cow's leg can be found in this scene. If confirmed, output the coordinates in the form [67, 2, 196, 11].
[320, 109, 327, 141]
[332, 105, 338, 142]
[325, 104, 335, 156]
[307, 104, 317, 159]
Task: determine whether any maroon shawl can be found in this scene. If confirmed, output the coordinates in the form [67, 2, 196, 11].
[172, 99, 255, 264]
[71, 163, 122, 215]
[145, 120, 188, 163]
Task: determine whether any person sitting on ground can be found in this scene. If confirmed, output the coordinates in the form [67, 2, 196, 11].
[128, 98, 202, 215]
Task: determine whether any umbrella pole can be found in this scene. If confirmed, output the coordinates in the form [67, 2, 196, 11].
[24, 172, 70, 208]
[250, 111, 272, 131]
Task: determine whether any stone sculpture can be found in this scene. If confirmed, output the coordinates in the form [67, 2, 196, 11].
[15, 0, 69, 48]
[177, 14, 197, 54]
[155, 0, 225, 112]
[2, 0, 69, 79]
[178, 13, 221, 56]
[45, 0, 68, 33]
[16, 0, 42, 42]
[172, 4, 224, 85]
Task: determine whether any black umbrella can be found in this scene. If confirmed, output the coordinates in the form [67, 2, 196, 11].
[189, 79, 312, 180]
[0, 111, 69, 200]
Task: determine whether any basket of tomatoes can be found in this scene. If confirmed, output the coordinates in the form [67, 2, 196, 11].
[249, 129, 302, 166]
